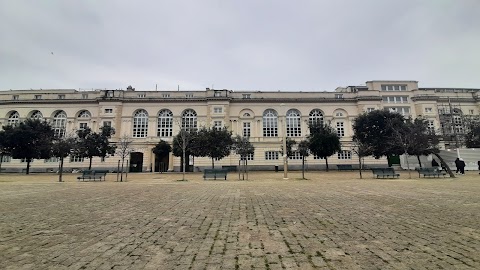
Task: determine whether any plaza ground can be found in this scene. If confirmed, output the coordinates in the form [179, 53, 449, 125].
[0, 171, 479, 269]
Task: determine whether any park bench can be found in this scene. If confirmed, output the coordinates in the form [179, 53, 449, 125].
[77, 170, 109, 181]
[203, 169, 228, 180]
[337, 164, 354, 171]
[415, 167, 446, 178]
[371, 167, 400, 179]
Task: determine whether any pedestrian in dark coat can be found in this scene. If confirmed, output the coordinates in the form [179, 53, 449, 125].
[454, 158, 461, 174]
[458, 158, 466, 175]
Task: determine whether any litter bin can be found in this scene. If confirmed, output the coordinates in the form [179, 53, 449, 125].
[275, 165, 279, 172]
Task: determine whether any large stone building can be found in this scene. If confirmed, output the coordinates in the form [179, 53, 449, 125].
[1, 80, 479, 173]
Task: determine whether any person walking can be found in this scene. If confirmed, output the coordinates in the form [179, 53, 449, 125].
[454, 158, 461, 174]
[458, 158, 466, 175]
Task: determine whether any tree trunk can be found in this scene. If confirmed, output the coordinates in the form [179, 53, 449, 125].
[182, 146, 186, 181]
[358, 156, 363, 179]
[120, 158, 125, 182]
[89, 157, 93, 170]
[433, 153, 455, 178]
[0, 154, 3, 174]
[416, 155, 422, 168]
[211, 158, 214, 169]
[325, 157, 329, 172]
[26, 159, 31, 174]
[59, 157, 64, 182]
[302, 157, 305, 179]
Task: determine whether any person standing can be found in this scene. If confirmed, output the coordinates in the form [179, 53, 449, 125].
[477, 160, 480, 174]
[454, 158, 461, 174]
[458, 158, 466, 175]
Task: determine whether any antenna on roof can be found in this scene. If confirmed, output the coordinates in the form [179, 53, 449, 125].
[178, 85, 179, 91]
[155, 84, 157, 91]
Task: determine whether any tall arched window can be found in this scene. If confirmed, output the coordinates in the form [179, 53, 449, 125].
[263, 109, 278, 137]
[133, 109, 149, 138]
[157, 109, 173, 137]
[7, 111, 20, 126]
[53, 111, 67, 137]
[182, 109, 197, 131]
[286, 109, 301, 137]
[78, 110, 91, 118]
[30, 110, 43, 119]
[309, 109, 324, 126]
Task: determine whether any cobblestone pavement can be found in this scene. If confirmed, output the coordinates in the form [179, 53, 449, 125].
[0, 171, 479, 270]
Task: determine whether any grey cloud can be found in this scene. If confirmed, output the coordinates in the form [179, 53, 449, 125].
[1, 0, 479, 91]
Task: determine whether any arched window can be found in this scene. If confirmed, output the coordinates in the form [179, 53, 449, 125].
[286, 109, 301, 137]
[53, 111, 67, 137]
[78, 110, 91, 118]
[7, 111, 20, 126]
[263, 109, 278, 137]
[30, 111, 43, 119]
[182, 109, 197, 131]
[309, 109, 324, 126]
[133, 109, 149, 138]
[157, 109, 173, 137]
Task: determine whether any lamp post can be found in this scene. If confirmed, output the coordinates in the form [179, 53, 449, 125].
[281, 103, 288, 179]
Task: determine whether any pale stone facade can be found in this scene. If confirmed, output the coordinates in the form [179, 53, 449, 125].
[0, 80, 479, 172]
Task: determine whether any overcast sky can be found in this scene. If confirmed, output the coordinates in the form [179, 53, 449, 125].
[1, 0, 479, 91]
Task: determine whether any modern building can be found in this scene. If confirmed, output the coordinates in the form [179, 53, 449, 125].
[0, 80, 479, 173]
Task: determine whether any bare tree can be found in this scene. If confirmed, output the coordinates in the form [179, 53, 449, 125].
[116, 134, 133, 182]
[350, 138, 373, 179]
[51, 133, 77, 182]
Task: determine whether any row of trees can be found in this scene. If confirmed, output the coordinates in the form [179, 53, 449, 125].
[2, 110, 478, 180]
[0, 119, 115, 181]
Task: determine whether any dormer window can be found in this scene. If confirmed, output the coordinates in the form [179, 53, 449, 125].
[214, 91, 222, 97]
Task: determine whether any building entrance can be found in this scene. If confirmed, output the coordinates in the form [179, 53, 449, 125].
[129, 152, 143, 172]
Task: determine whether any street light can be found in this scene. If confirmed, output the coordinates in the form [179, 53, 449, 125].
[280, 103, 288, 179]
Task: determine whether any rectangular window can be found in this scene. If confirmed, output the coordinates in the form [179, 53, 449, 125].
[289, 152, 302, 160]
[313, 155, 324, 160]
[138, 94, 146, 98]
[381, 85, 407, 91]
[382, 96, 408, 103]
[213, 121, 222, 130]
[58, 94, 65, 99]
[265, 151, 279, 160]
[214, 91, 222, 97]
[162, 94, 170, 98]
[70, 156, 84, 163]
[21, 158, 33, 163]
[243, 122, 251, 137]
[213, 107, 223, 113]
[242, 94, 251, 99]
[386, 107, 410, 115]
[103, 121, 112, 127]
[82, 94, 88, 99]
[34, 95, 42, 100]
[469, 109, 474, 114]
[335, 94, 343, 99]
[240, 153, 254, 160]
[105, 108, 113, 113]
[427, 120, 435, 133]
[338, 150, 352, 160]
[45, 157, 59, 163]
[425, 107, 432, 113]
[1, 156, 12, 163]
[367, 108, 375, 113]
[336, 122, 345, 137]
[185, 93, 194, 98]
[79, 123, 88, 130]
[12, 95, 19, 100]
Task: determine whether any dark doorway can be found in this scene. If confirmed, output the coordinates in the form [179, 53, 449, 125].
[155, 154, 169, 172]
[129, 152, 143, 172]
[387, 155, 400, 166]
